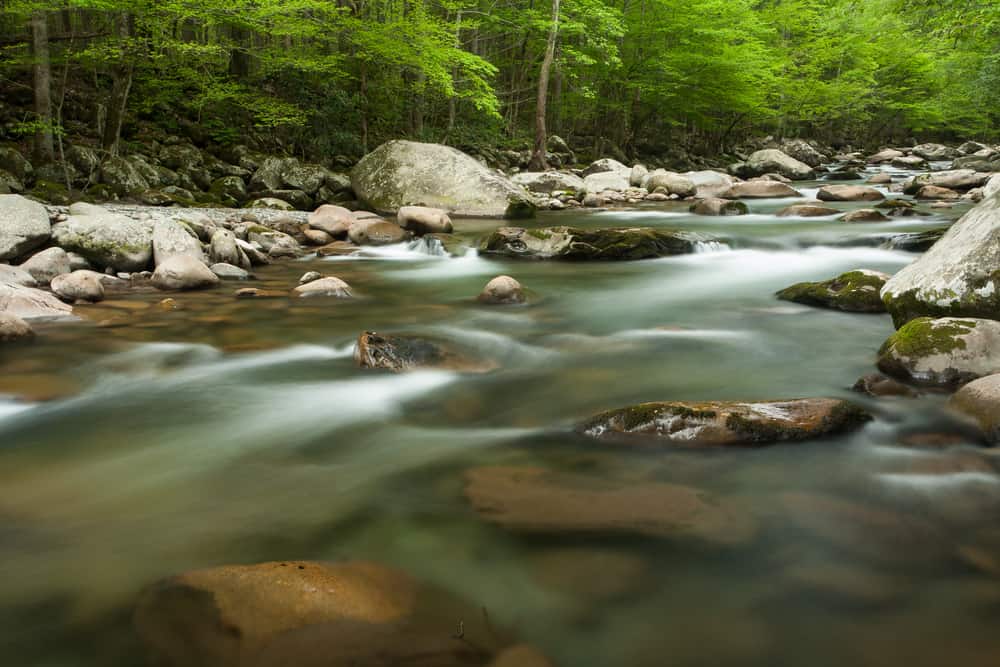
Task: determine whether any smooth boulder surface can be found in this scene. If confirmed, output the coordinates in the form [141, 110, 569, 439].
[840, 209, 889, 223]
[579, 398, 870, 447]
[294, 277, 353, 298]
[0, 282, 73, 319]
[0, 194, 51, 261]
[308, 205, 354, 237]
[396, 206, 453, 235]
[0, 263, 38, 287]
[904, 170, 990, 194]
[209, 263, 252, 281]
[777, 204, 840, 217]
[881, 192, 1000, 326]
[463, 466, 758, 545]
[348, 220, 409, 246]
[52, 211, 153, 272]
[50, 271, 105, 303]
[949, 374, 1000, 443]
[151, 255, 220, 291]
[868, 148, 904, 163]
[690, 198, 748, 216]
[911, 143, 958, 161]
[134, 560, 506, 667]
[354, 331, 494, 373]
[18, 247, 70, 284]
[583, 170, 629, 193]
[777, 270, 889, 313]
[152, 219, 205, 266]
[511, 171, 585, 195]
[352, 140, 535, 218]
[644, 170, 696, 197]
[209, 229, 250, 269]
[0, 312, 34, 342]
[737, 149, 815, 181]
[720, 181, 801, 199]
[877, 317, 1000, 389]
[684, 170, 735, 198]
[915, 185, 960, 201]
[479, 226, 711, 260]
[817, 185, 885, 202]
[478, 275, 525, 305]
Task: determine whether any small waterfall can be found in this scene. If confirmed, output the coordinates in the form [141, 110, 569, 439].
[693, 240, 731, 253]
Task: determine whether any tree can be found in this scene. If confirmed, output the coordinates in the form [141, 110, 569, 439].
[529, 0, 559, 170]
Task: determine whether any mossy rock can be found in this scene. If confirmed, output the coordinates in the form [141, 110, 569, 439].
[30, 179, 71, 205]
[876, 317, 1000, 389]
[776, 269, 889, 313]
[479, 225, 714, 260]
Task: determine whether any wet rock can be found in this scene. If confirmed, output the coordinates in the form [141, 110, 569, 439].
[776, 269, 889, 313]
[0, 195, 51, 262]
[51, 210, 153, 272]
[354, 331, 494, 373]
[298, 271, 323, 285]
[719, 181, 801, 199]
[209, 263, 252, 281]
[152, 219, 204, 266]
[824, 169, 861, 181]
[51, 270, 105, 303]
[780, 139, 827, 168]
[210, 229, 250, 269]
[479, 226, 711, 260]
[817, 185, 885, 202]
[0, 263, 39, 287]
[315, 241, 359, 257]
[307, 204, 353, 238]
[916, 185, 960, 200]
[352, 140, 535, 218]
[881, 194, 1000, 326]
[911, 143, 959, 161]
[248, 228, 301, 257]
[293, 277, 353, 298]
[463, 465, 758, 545]
[397, 206, 454, 235]
[348, 219, 409, 246]
[776, 204, 840, 217]
[684, 170, 735, 198]
[234, 287, 285, 298]
[867, 173, 892, 185]
[582, 193, 602, 207]
[583, 170, 629, 193]
[0, 312, 34, 342]
[99, 156, 150, 195]
[690, 198, 748, 216]
[579, 398, 870, 447]
[735, 149, 815, 181]
[904, 169, 990, 194]
[0, 282, 73, 319]
[151, 255, 220, 291]
[511, 171, 585, 195]
[868, 148, 905, 163]
[303, 229, 333, 246]
[134, 560, 504, 667]
[891, 155, 927, 169]
[877, 317, 1000, 389]
[478, 275, 525, 305]
[949, 374, 1000, 443]
[644, 170, 697, 197]
[839, 209, 889, 223]
[852, 373, 919, 398]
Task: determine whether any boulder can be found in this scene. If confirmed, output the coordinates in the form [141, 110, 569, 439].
[839, 209, 889, 223]
[579, 398, 869, 447]
[776, 203, 840, 217]
[209, 175, 247, 204]
[911, 143, 958, 161]
[256, 189, 313, 211]
[877, 317, 1000, 388]
[915, 185, 960, 200]
[644, 170, 696, 197]
[852, 373, 919, 398]
[581, 158, 630, 178]
[235, 239, 270, 266]
[817, 185, 885, 202]
[50, 270, 105, 303]
[904, 170, 990, 194]
[719, 181, 801, 199]
[742, 149, 815, 180]
[348, 220, 409, 246]
[152, 219, 204, 266]
[298, 271, 322, 285]
[684, 170, 735, 198]
[248, 228, 301, 257]
[354, 331, 494, 373]
[883, 228, 946, 253]
[478, 275, 525, 305]
[583, 170, 629, 193]
[478, 226, 712, 260]
[209, 229, 250, 269]
[51, 211, 153, 272]
[824, 169, 862, 181]
[868, 148, 905, 164]
[100, 156, 150, 195]
[249, 156, 293, 192]
[159, 143, 204, 171]
[690, 198, 748, 216]
[209, 263, 252, 281]
[282, 162, 329, 195]
[0, 147, 32, 182]
[0, 264, 37, 287]
[881, 193, 1000, 326]
[303, 229, 332, 246]
[986, 174, 1000, 200]
[629, 164, 649, 187]
[134, 560, 507, 667]
[776, 270, 889, 313]
[510, 171, 585, 195]
[958, 141, 989, 156]
[0, 312, 33, 342]
[867, 173, 892, 185]
[891, 156, 927, 169]
[397, 206, 453, 235]
[0, 282, 73, 319]
[308, 205, 354, 238]
[151, 255, 220, 291]
[779, 139, 826, 168]
[949, 374, 1000, 443]
[17, 247, 70, 285]
[247, 197, 295, 211]
[293, 277, 353, 298]
[352, 140, 535, 218]
[0, 194, 51, 260]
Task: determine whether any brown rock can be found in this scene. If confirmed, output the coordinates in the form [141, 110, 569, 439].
[0, 312, 34, 342]
[293, 277, 353, 299]
[852, 373, 919, 398]
[477, 275, 525, 305]
[307, 204, 353, 237]
[354, 331, 495, 373]
[719, 181, 802, 199]
[316, 241, 358, 257]
[776, 204, 840, 217]
[915, 185, 960, 200]
[839, 209, 889, 223]
[817, 185, 885, 202]
[950, 374, 1000, 444]
[303, 229, 333, 246]
[50, 270, 105, 303]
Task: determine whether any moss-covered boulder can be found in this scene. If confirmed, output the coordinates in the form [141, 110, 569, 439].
[479, 226, 712, 260]
[776, 270, 890, 313]
[354, 331, 495, 373]
[949, 374, 1000, 443]
[578, 398, 870, 447]
[877, 317, 1000, 388]
[881, 192, 1000, 327]
[99, 156, 150, 196]
[352, 140, 535, 218]
[51, 209, 153, 272]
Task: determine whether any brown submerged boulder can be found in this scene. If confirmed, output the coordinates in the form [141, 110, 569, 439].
[463, 465, 758, 545]
[354, 331, 495, 373]
[776, 203, 840, 217]
[134, 560, 507, 667]
[839, 209, 889, 223]
[578, 398, 870, 447]
[478, 226, 711, 260]
[719, 181, 802, 199]
[477, 275, 525, 305]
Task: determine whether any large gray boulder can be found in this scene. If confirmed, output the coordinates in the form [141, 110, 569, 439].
[877, 317, 1000, 388]
[910, 143, 959, 161]
[780, 139, 827, 168]
[99, 156, 151, 196]
[152, 219, 204, 266]
[352, 141, 535, 218]
[684, 171, 735, 198]
[52, 211, 153, 272]
[51, 270, 105, 303]
[581, 158, 630, 179]
[511, 171, 585, 195]
[643, 170, 696, 197]
[881, 192, 1000, 326]
[583, 170, 629, 193]
[0, 148, 32, 182]
[151, 255, 220, 291]
[0, 281, 73, 319]
[18, 247, 70, 285]
[720, 181, 801, 199]
[737, 149, 815, 181]
[0, 194, 51, 260]
[903, 169, 990, 194]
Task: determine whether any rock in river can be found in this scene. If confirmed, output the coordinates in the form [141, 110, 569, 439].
[0, 282, 73, 319]
[478, 275, 525, 305]
[51, 210, 153, 272]
[479, 226, 711, 260]
[18, 247, 70, 285]
[152, 219, 204, 266]
[351, 140, 535, 218]
[777, 204, 840, 217]
[578, 398, 870, 447]
[877, 317, 1000, 389]
[293, 276, 353, 298]
[690, 198, 748, 216]
[396, 205, 453, 235]
[817, 185, 885, 202]
[839, 209, 888, 223]
[0, 194, 51, 261]
[777, 270, 889, 313]
[134, 560, 507, 667]
[354, 331, 494, 373]
[463, 466, 758, 545]
[735, 149, 815, 181]
[0, 312, 34, 342]
[151, 255, 220, 291]
[949, 374, 1000, 444]
[719, 181, 801, 199]
[51, 270, 105, 303]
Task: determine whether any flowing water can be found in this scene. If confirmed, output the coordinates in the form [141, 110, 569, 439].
[2, 167, 1000, 666]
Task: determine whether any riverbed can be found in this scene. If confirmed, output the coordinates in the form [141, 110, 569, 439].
[2, 166, 999, 666]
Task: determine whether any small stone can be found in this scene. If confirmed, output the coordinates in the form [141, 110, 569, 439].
[50, 270, 105, 303]
[477, 275, 525, 305]
[157, 298, 181, 311]
[209, 263, 252, 281]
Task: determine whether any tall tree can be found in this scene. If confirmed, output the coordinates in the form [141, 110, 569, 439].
[30, 8, 54, 163]
[529, 0, 559, 170]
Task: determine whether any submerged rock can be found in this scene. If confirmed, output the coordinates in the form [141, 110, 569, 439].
[690, 198, 748, 216]
[463, 465, 758, 545]
[0, 194, 51, 261]
[478, 275, 525, 305]
[354, 331, 493, 373]
[817, 185, 885, 202]
[877, 317, 1000, 389]
[579, 398, 869, 447]
[776, 270, 889, 313]
[134, 560, 504, 667]
[882, 228, 946, 253]
[852, 373, 919, 398]
[0, 312, 34, 342]
[478, 226, 711, 260]
[777, 204, 840, 217]
[719, 181, 801, 199]
[949, 374, 1000, 443]
[352, 140, 535, 218]
[151, 255, 220, 291]
[293, 276, 353, 298]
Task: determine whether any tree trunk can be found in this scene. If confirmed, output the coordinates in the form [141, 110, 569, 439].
[31, 10, 55, 164]
[102, 13, 134, 156]
[529, 0, 559, 171]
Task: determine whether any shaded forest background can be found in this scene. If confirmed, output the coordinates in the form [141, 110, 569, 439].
[1, 0, 999, 167]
